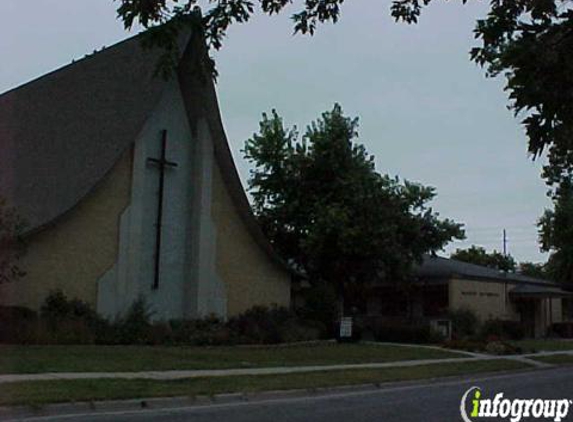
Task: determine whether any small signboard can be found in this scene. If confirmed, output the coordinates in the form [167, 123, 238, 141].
[430, 319, 452, 340]
[339, 317, 353, 338]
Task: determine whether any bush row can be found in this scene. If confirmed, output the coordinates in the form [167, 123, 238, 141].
[354, 318, 445, 344]
[349, 308, 527, 346]
[448, 308, 526, 341]
[0, 291, 324, 345]
[370, 322, 444, 344]
[442, 338, 523, 355]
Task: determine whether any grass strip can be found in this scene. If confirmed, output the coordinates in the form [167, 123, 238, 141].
[530, 354, 573, 365]
[512, 340, 573, 353]
[0, 359, 529, 407]
[0, 343, 463, 374]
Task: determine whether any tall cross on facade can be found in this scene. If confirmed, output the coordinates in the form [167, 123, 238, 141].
[147, 129, 178, 290]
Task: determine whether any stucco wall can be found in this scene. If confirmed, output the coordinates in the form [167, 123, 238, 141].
[0, 149, 132, 310]
[211, 161, 291, 316]
[449, 277, 564, 337]
[449, 278, 519, 321]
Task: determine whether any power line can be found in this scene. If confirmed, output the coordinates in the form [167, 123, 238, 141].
[469, 226, 537, 232]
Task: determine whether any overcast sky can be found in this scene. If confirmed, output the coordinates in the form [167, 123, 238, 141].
[1, 1, 551, 263]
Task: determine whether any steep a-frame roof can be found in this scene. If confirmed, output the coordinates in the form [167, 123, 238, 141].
[0, 24, 287, 270]
[0, 31, 175, 232]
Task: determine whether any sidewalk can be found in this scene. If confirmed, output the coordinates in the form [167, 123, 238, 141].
[1, 350, 570, 384]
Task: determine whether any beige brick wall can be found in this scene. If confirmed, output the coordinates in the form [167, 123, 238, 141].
[0, 149, 132, 310]
[449, 278, 520, 321]
[211, 162, 291, 317]
[449, 277, 564, 337]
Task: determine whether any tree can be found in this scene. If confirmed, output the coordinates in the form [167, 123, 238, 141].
[0, 197, 26, 284]
[518, 261, 548, 280]
[538, 181, 573, 285]
[396, 1, 573, 172]
[243, 104, 464, 310]
[116, 1, 573, 175]
[450, 245, 516, 272]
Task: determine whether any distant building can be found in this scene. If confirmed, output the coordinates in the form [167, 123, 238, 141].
[0, 27, 292, 320]
[368, 255, 572, 338]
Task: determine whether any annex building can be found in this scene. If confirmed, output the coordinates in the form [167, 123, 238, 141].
[369, 256, 572, 338]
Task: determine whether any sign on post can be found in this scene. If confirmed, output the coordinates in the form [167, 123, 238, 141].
[339, 317, 353, 338]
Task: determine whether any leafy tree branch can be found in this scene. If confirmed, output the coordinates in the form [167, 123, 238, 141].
[243, 104, 465, 303]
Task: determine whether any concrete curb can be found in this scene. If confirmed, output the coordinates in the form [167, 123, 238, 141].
[0, 367, 546, 421]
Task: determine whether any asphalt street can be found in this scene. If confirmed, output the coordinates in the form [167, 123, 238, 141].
[6, 367, 573, 422]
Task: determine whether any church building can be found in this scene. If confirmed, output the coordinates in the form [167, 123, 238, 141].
[0, 28, 292, 320]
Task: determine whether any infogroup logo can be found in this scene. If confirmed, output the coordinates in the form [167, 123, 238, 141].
[460, 386, 572, 422]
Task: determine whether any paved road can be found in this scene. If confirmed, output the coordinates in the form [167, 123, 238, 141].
[6, 368, 573, 422]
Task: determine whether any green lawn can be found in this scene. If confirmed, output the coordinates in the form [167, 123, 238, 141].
[0, 343, 464, 374]
[513, 339, 573, 353]
[530, 354, 573, 365]
[0, 359, 529, 407]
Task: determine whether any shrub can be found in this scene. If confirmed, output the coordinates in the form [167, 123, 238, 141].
[443, 338, 487, 353]
[1, 294, 321, 346]
[443, 338, 522, 355]
[37, 290, 109, 344]
[227, 305, 292, 344]
[42, 319, 96, 345]
[448, 308, 479, 339]
[484, 340, 521, 355]
[168, 316, 229, 346]
[552, 322, 573, 338]
[40, 290, 72, 325]
[279, 319, 323, 343]
[370, 321, 444, 344]
[227, 305, 321, 344]
[297, 283, 339, 336]
[479, 319, 525, 341]
[0, 305, 38, 322]
[41, 290, 101, 325]
[114, 297, 154, 345]
[0, 306, 38, 344]
[146, 322, 174, 346]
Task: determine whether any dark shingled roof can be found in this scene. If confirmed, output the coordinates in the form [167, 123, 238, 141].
[415, 255, 557, 287]
[0, 33, 174, 232]
[0, 26, 289, 271]
[509, 283, 573, 298]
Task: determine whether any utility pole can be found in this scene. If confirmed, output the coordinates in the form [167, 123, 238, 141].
[502, 229, 508, 317]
